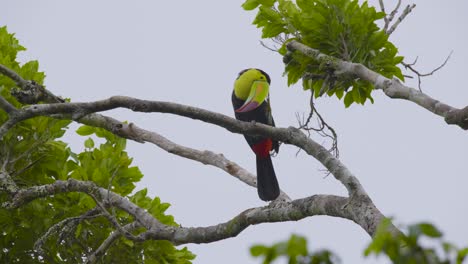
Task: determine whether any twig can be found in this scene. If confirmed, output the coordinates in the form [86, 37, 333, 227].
[297, 91, 339, 158]
[379, 0, 388, 28]
[259, 40, 278, 52]
[0, 64, 29, 88]
[0, 95, 17, 114]
[34, 208, 102, 255]
[1, 146, 10, 172]
[380, 0, 402, 32]
[11, 155, 45, 177]
[387, 4, 416, 35]
[401, 51, 453, 91]
[387, 0, 402, 26]
[90, 192, 141, 242]
[86, 222, 140, 264]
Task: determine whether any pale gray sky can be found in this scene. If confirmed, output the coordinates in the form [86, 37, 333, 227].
[1, 1, 467, 263]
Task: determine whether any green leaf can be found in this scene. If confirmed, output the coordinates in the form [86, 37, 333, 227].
[132, 188, 148, 204]
[262, 23, 286, 38]
[250, 245, 269, 256]
[84, 137, 94, 149]
[335, 88, 344, 99]
[76, 125, 95, 136]
[122, 239, 134, 248]
[242, 0, 260, 10]
[457, 247, 468, 264]
[287, 234, 307, 258]
[418, 222, 443, 238]
[259, 6, 283, 23]
[343, 91, 354, 108]
[259, 0, 276, 7]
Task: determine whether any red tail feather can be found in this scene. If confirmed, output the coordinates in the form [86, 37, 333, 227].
[251, 139, 272, 158]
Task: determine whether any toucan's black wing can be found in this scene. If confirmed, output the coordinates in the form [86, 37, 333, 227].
[265, 97, 279, 154]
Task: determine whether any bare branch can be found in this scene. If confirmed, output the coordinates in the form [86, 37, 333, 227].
[3, 177, 164, 231]
[0, 96, 365, 196]
[287, 41, 468, 130]
[402, 51, 453, 91]
[86, 222, 140, 264]
[0, 169, 19, 194]
[380, 0, 403, 32]
[90, 192, 140, 242]
[378, 0, 386, 16]
[385, 0, 402, 31]
[0, 64, 64, 104]
[0, 95, 17, 114]
[297, 91, 339, 158]
[0, 64, 29, 88]
[34, 208, 102, 255]
[387, 4, 416, 35]
[0, 62, 399, 257]
[11, 155, 45, 177]
[259, 40, 278, 52]
[132, 125, 292, 201]
[135, 194, 396, 245]
[0, 174, 398, 246]
[0, 64, 292, 200]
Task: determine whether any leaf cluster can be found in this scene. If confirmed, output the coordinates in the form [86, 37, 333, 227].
[250, 234, 339, 263]
[0, 26, 194, 263]
[243, 0, 404, 107]
[250, 221, 468, 264]
[365, 219, 468, 264]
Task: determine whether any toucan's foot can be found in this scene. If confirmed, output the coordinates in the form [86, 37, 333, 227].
[268, 197, 290, 209]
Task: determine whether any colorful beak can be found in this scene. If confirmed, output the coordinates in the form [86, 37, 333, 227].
[235, 80, 269, 113]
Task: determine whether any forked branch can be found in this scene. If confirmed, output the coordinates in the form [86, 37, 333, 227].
[287, 41, 468, 130]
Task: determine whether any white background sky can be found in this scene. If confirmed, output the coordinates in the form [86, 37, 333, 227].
[1, 1, 467, 263]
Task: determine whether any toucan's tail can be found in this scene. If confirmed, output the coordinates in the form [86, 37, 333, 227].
[256, 156, 280, 201]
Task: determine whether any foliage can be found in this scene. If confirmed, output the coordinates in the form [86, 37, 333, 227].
[250, 234, 340, 263]
[251, 221, 468, 264]
[0, 26, 194, 263]
[365, 219, 468, 264]
[242, 0, 405, 107]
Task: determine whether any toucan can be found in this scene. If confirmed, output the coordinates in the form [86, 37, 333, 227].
[232, 68, 280, 201]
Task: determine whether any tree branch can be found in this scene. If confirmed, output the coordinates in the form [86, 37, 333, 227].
[0, 175, 397, 243]
[0, 95, 17, 114]
[0, 63, 291, 200]
[0, 96, 366, 197]
[401, 51, 453, 91]
[0, 64, 64, 104]
[381, 0, 403, 32]
[0, 62, 399, 260]
[34, 208, 102, 255]
[135, 194, 393, 245]
[386, 0, 402, 29]
[86, 222, 140, 264]
[3, 177, 163, 231]
[387, 4, 416, 35]
[286, 41, 468, 130]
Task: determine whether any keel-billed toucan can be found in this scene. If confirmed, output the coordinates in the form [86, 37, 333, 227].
[232, 68, 280, 201]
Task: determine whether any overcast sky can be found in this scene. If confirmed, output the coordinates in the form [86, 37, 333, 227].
[1, 1, 467, 263]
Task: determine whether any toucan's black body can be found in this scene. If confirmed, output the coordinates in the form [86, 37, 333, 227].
[232, 69, 280, 201]
[231, 93, 279, 153]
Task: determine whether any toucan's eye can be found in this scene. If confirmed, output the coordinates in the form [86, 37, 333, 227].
[260, 76, 264, 79]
